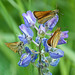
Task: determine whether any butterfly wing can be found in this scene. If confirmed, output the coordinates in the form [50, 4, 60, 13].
[5, 42, 19, 53]
[47, 28, 61, 48]
[33, 10, 52, 19]
[52, 30, 61, 48]
[38, 14, 55, 24]
[33, 10, 58, 24]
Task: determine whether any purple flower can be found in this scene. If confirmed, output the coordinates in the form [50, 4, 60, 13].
[58, 39, 67, 45]
[42, 38, 48, 46]
[47, 72, 52, 75]
[35, 36, 40, 44]
[49, 49, 64, 59]
[50, 72, 52, 75]
[22, 11, 36, 27]
[39, 24, 46, 33]
[42, 69, 52, 75]
[41, 58, 49, 67]
[46, 56, 60, 66]
[18, 34, 28, 44]
[44, 14, 59, 31]
[25, 47, 38, 63]
[42, 38, 49, 52]
[60, 31, 68, 39]
[50, 58, 60, 66]
[23, 17, 30, 27]
[58, 31, 68, 45]
[25, 47, 32, 54]
[31, 52, 38, 63]
[38, 24, 46, 38]
[43, 72, 52, 75]
[19, 24, 33, 37]
[18, 53, 31, 67]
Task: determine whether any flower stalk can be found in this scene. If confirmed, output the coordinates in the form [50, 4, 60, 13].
[32, 39, 39, 46]
[10, 10, 68, 75]
[38, 38, 42, 75]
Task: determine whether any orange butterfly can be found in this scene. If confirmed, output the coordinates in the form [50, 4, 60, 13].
[47, 27, 61, 48]
[5, 42, 24, 55]
[33, 10, 59, 24]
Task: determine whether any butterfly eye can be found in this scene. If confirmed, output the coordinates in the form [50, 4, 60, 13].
[19, 43, 22, 46]
[18, 44, 21, 46]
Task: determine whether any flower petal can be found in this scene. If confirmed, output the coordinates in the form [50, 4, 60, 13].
[27, 11, 36, 22]
[35, 36, 40, 44]
[19, 24, 33, 37]
[50, 58, 60, 66]
[18, 34, 28, 44]
[25, 47, 32, 54]
[39, 24, 46, 33]
[18, 53, 31, 67]
[23, 17, 30, 27]
[58, 39, 67, 45]
[60, 31, 69, 39]
[42, 38, 49, 52]
[45, 14, 59, 31]
[31, 53, 38, 63]
[49, 49, 64, 59]
[47, 72, 52, 75]
[22, 11, 36, 27]
[38, 24, 46, 38]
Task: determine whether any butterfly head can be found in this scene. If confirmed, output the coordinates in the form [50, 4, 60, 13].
[52, 10, 59, 14]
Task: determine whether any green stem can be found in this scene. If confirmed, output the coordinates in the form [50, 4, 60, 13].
[38, 38, 42, 75]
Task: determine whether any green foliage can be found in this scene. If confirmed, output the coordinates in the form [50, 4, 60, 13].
[0, 0, 75, 75]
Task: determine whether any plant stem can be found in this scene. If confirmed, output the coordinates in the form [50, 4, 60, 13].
[32, 39, 39, 46]
[34, 25, 38, 31]
[46, 33, 52, 36]
[38, 38, 42, 75]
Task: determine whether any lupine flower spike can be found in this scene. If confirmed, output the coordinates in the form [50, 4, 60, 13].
[5, 10, 68, 75]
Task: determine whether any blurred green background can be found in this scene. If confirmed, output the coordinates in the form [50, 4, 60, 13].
[0, 0, 75, 75]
